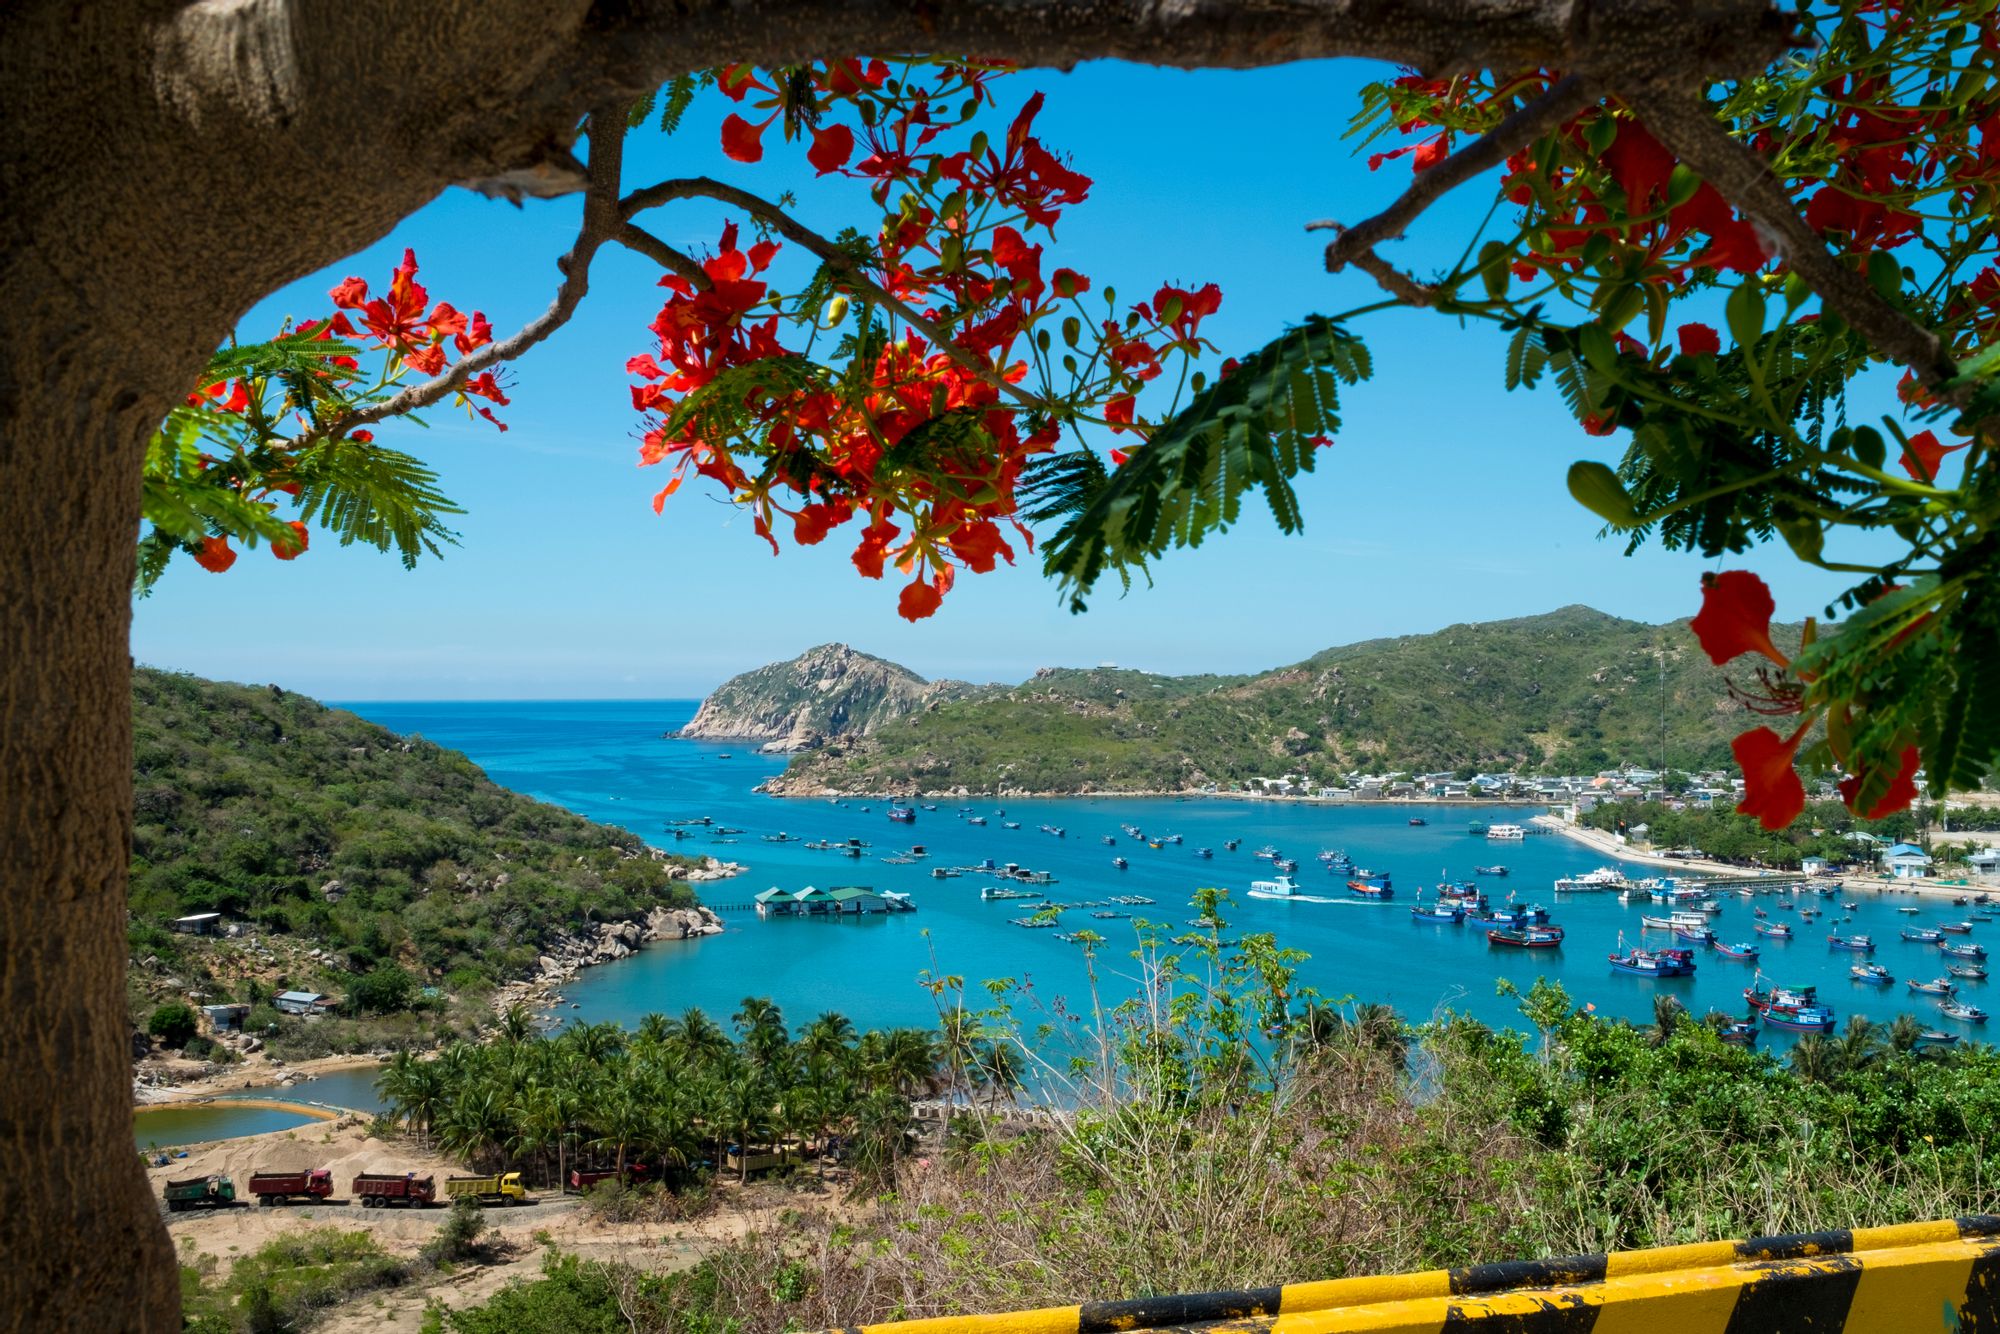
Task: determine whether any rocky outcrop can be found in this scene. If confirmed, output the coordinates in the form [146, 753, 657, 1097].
[496, 891, 733, 1012]
[679, 643, 976, 752]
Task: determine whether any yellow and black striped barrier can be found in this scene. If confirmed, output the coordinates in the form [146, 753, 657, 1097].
[833, 1215, 2000, 1332]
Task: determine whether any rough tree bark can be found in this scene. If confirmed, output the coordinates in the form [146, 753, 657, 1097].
[0, 1, 1789, 1324]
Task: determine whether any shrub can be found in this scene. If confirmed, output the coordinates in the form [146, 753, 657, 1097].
[351, 964, 416, 1015]
[421, 1198, 490, 1268]
[148, 1002, 198, 1048]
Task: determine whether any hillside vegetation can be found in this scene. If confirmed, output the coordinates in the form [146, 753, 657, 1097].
[770, 607, 1799, 794]
[129, 670, 699, 1030]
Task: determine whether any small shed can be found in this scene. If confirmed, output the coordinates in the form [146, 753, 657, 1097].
[1801, 856, 1833, 878]
[1971, 848, 2000, 875]
[1883, 843, 1933, 880]
[200, 1003, 249, 1032]
[827, 886, 886, 915]
[274, 990, 331, 1015]
[172, 912, 223, 935]
[754, 886, 799, 918]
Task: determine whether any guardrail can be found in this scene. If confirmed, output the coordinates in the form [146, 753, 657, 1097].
[829, 1215, 2000, 1333]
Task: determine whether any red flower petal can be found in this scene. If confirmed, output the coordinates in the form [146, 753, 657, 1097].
[1689, 570, 1787, 667]
[898, 576, 944, 622]
[272, 521, 309, 561]
[193, 535, 237, 574]
[1733, 724, 1808, 831]
[1677, 323, 1721, 356]
[807, 124, 854, 175]
[1838, 745, 1922, 820]
[721, 113, 770, 163]
[1899, 429, 1968, 481]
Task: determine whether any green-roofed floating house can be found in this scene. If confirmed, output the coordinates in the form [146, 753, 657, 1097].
[756, 883, 915, 918]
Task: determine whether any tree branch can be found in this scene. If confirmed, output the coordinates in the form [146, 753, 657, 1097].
[1314, 75, 1591, 275]
[300, 107, 630, 446]
[1636, 90, 1954, 389]
[615, 223, 710, 290]
[621, 176, 1052, 411]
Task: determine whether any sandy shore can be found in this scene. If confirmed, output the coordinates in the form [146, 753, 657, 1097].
[1535, 815, 2000, 902]
[137, 1052, 388, 1106]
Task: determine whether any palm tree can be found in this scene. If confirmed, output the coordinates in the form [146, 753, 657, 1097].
[671, 1007, 733, 1065]
[377, 1051, 445, 1143]
[497, 1003, 536, 1046]
[801, 1011, 856, 1059]
[1887, 1013, 1927, 1054]
[1648, 995, 1686, 1047]
[1789, 1035, 1839, 1083]
[719, 1071, 776, 1183]
[1836, 1015, 1887, 1071]
[733, 996, 785, 1042]
[636, 1011, 673, 1047]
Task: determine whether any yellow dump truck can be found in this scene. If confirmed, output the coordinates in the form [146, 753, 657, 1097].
[443, 1171, 528, 1205]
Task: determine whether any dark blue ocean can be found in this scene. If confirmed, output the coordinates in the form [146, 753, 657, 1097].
[335, 699, 1982, 1048]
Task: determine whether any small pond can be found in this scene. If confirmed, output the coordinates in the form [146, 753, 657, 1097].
[133, 1101, 328, 1150]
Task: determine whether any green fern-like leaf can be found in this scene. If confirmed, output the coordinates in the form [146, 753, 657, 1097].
[658, 74, 705, 135]
[1038, 317, 1369, 611]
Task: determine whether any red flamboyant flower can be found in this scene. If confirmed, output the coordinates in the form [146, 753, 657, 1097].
[1899, 429, 1969, 481]
[193, 535, 237, 573]
[1839, 746, 1921, 819]
[1052, 268, 1089, 297]
[272, 521, 309, 561]
[329, 276, 370, 309]
[898, 575, 945, 622]
[722, 113, 773, 163]
[357, 249, 430, 352]
[1677, 323, 1721, 356]
[808, 125, 855, 174]
[1581, 413, 1615, 436]
[455, 312, 494, 355]
[1109, 448, 1130, 467]
[1734, 722, 1810, 830]
[1690, 570, 1788, 667]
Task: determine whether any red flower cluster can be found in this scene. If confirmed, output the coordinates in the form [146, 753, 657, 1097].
[630, 68, 1223, 620]
[1691, 570, 1924, 829]
[328, 250, 504, 429]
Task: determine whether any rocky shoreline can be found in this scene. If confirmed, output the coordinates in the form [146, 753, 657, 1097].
[491, 859, 741, 1012]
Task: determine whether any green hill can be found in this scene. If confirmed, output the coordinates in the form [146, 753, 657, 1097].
[128, 669, 703, 1027]
[767, 606, 1799, 794]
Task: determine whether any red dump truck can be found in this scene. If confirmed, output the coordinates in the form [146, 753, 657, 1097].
[352, 1172, 437, 1208]
[567, 1163, 650, 1193]
[248, 1168, 334, 1205]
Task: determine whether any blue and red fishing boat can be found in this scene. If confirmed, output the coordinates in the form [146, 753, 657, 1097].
[887, 806, 916, 824]
[1744, 978, 1835, 1031]
[1903, 927, 1944, 943]
[1714, 940, 1761, 961]
[1909, 977, 1956, 996]
[1410, 901, 1465, 924]
[1719, 1021, 1759, 1046]
[1346, 871, 1394, 899]
[1939, 921, 1975, 934]
[1943, 942, 1989, 960]
[1850, 963, 1892, 985]
[1608, 946, 1696, 978]
[1488, 923, 1564, 949]
[1753, 921, 1793, 939]
[1827, 933, 1874, 953]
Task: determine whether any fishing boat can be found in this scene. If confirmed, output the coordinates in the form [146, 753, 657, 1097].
[1253, 845, 1279, 860]
[1411, 901, 1466, 924]
[1902, 927, 1944, 942]
[1940, 1001, 1990, 1024]
[887, 806, 916, 824]
[1002, 820, 1021, 829]
[1744, 981, 1823, 1015]
[1948, 963, 1989, 980]
[980, 885, 1042, 901]
[1408, 816, 1428, 826]
[1194, 847, 1213, 859]
[1487, 923, 1564, 948]
[1554, 867, 1628, 892]
[966, 816, 987, 826]
[1909, 977, 1956, 996]
[1943, 942, 1990, 960]
[1346, 872, 1394, 899]
[1039, 824, 1066, 838]
[1148, 840, 1164, 849]
[1674, 923, 1716, 945]
[1714, 941, 1761, 961]
[1763, 1005, 1837, 1033]
[1223, 839, 1241, 851]
[761, 832, 798, 843]
[1486, 823, 1527, 840]
[1112, 857, 1128, 870]
[1899, 906, 1922, 914]
[1640, 913, 1677, 930]
[1843, 901, 1859, 910]
[1827, 934, 1875, 953]
[1849, 963, 1893, 985]
[1473, 865, 1509, 877]
[1940, 921, 1976, 934]
[1164, 834, 1184, 845]
[1101, 835, 1117, 846]
[1753, 921, 1793, 939]
[1273, 857, 1300, 873]
[1719, 1021, 1759, 1045]
[1608, 946, 1695, 977]
[1917, 1030, 1960, 1047]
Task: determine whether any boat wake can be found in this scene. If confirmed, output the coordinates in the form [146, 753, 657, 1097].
[1246, 893, 1369, 906]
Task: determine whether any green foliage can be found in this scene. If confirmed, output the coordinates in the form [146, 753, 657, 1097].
[127, 669, 701, 1013]
[781, 607, 1799, 792]
[1580, 797, 1922, 866]
[148, 1002, 198, 1048]
[421, 1198, 491, 1267]
[1032, 317, 1369, 611]
[180, 1228, 409, 1332]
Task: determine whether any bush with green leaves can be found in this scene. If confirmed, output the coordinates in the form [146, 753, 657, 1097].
[147, 1002, 198, 1049]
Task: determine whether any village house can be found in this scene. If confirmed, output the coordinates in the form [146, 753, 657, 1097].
[273, 990, 332, 1016]
[1882, 842, 1934, 880]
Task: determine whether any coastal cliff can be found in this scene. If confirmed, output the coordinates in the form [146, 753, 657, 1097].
[679, 642, 977, 752]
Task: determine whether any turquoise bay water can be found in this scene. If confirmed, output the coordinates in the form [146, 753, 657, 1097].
[341, 700, 1986, 1048]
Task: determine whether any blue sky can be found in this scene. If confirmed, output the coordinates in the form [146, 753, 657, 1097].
[132, 60, 1881, 698]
